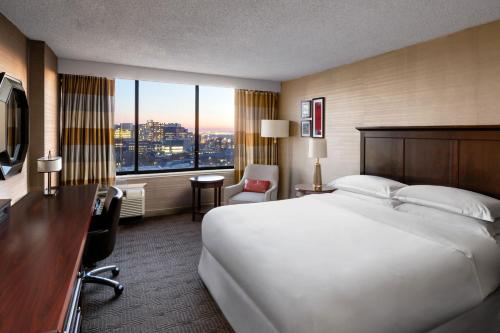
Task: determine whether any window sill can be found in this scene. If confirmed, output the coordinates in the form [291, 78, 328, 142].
[116, 168, 234, 180]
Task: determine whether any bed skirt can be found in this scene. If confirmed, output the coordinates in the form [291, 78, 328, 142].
[198, 246, 278, 333]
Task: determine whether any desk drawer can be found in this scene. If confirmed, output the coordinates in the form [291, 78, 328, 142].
[63, 275, 82, 333]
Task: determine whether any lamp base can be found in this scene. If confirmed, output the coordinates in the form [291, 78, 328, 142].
[43, 188, 58, 196]
[313, 159, 322, 191]
[42, 171, 58, 196]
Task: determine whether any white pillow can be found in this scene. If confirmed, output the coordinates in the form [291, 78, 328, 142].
[394, 185, 500, 222]
[334, 190, 402, 208]
[329, 175, 407, 199]
[395, 203, 497, 239]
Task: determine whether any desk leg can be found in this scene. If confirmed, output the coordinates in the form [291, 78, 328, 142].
[213, 188, 217, 207]
[197, 187, 201, 213]
[191, 185, 195, 221]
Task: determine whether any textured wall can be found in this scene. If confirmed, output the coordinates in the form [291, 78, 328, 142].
[279, 20, 500, 198]
[27, 41, 45, 189]
[0, 14, 29, 203]
[0, 16, 59, 201]
[58, 59, 281, 92]
[44, 46, 59, 168]
[28, 40, 59, 191]
[118, 169, 235, 217]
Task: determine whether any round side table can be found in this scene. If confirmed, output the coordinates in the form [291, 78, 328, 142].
[190, 175, 224, 221]
[294, 184, 335, 197]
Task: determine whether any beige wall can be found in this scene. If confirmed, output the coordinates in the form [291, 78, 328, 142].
[118, 169, 235, 216]
[28, 40, 59, 191]
[279, 19, 500, 198]
[0, 14, 29, 203]
[59, 58, 280, 92]
[0, 15, 59, 202]
[44, 45, 59, 166]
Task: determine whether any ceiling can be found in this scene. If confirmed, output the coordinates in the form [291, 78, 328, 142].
[1, 0, 500, 81]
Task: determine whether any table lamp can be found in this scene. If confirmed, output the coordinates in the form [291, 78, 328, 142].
[37, 151, 62, 196]
[261, 120, 289, 144]
[308, 139, 327, 191]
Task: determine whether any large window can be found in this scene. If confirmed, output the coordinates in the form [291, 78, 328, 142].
[138, 81, 195, 171]
[199, 87, 235, 167]
[115, 80, 135, 173]
[114, 79, 234, 174]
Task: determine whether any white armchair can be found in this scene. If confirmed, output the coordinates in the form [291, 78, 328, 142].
[225, 164, 279, 205]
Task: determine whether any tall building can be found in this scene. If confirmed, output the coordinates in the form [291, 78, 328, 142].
[139, 120, 165, 141]
[115, 123, 134, 139]
[164, 123, 188, 139]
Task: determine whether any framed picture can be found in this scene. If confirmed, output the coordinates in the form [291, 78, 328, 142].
[301, 120, 311, 137]
[301, 100, 311, 118]
[312, 97, 325, 138]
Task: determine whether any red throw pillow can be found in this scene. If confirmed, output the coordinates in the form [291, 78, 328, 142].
[243, 179, 271, 193]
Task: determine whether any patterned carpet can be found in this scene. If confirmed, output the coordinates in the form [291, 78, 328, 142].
[81, 214, 234, 333]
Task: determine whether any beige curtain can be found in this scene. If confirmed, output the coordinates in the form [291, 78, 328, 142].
[234, 89, 279, 181]
[60, 74, 115, 186]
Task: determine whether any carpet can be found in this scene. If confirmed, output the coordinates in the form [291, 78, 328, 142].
[81, 213, 233, 333]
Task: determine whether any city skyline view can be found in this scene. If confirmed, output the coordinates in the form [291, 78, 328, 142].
[115, 80, 235, 132]
[114, 119, 234, 172]
[114, 80, 235, 173]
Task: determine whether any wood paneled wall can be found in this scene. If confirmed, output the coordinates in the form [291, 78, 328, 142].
[0, 14, 29, 203]
[279, 19, 500, 198]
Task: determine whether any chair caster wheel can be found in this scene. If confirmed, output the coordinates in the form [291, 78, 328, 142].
[111, 267, 120, 277]
[114, 284, 124, 296]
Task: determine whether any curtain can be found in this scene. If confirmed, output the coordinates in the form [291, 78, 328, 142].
[60, 74, 115, 186]
[234, 89, 279, 181]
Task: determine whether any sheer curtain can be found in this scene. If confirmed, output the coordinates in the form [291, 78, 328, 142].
[60, 74, 116, 186]
[234, 89, 279, 181]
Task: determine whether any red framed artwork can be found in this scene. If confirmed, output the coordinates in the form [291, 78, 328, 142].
[312, 97, 325, 138]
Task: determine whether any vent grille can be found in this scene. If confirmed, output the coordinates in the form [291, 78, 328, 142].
[120, 188, 145, 218]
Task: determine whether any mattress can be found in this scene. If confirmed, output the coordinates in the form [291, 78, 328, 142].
[198, 192, 500, 333]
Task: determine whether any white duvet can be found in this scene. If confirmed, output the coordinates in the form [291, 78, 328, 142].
[198, 192, 500, 333]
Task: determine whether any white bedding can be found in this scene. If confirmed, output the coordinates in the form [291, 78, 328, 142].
[198, 191, 500, 333]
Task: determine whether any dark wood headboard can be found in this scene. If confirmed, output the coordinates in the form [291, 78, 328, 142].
[357, 125, 500, 199]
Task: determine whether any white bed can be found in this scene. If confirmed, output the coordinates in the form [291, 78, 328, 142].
[198, 191, 500, 333]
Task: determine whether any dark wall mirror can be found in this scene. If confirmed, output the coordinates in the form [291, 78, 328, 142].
[0, 73, 29, 180]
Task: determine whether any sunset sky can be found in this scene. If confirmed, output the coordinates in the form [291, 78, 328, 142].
[115, 79, 234, 133]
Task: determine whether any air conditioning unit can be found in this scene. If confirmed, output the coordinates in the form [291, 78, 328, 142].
[117, 183, 146, 218]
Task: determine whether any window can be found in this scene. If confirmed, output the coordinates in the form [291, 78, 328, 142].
[114, 80, 135, 173]
[199, 86, 235, 168]
[114, 79, 234, 174]
[138, 81, 195, 171]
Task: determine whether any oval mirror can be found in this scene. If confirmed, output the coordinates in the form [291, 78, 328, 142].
[0, 73, 29, 180]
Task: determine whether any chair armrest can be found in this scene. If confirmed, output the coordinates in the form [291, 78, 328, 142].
[264, 183, 278, 201]
[85, 228, 109, 247]
[89, 214, 107, 232]
[87, 229, 109, 236]
[224, 182, 244, 203]
[88, 228, 109, 235]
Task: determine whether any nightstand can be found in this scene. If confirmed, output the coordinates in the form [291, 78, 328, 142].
[294, 184, 335, 197]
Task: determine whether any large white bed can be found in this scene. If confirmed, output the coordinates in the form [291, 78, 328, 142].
[199, 126, 500, 332]
[198, 191, 500, 333]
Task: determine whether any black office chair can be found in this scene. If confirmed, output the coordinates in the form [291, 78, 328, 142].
[82, 186, 124, 296]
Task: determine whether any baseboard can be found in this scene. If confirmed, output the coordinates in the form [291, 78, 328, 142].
[145, 206, 190, 217]
[145, 202, 226, 217]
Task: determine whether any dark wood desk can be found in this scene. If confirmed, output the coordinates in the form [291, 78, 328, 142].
[0, 185, 98, 333]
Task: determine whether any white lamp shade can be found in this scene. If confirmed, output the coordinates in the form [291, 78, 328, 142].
[37, 156, 62, 173]
[308, 139, 327, 158]
[261, 120, 289, 138]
